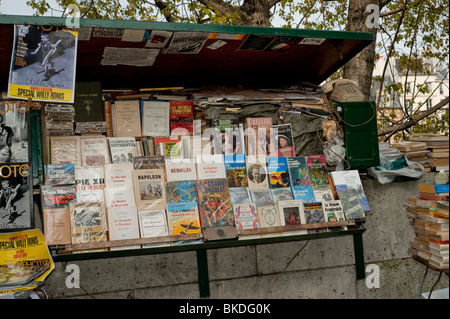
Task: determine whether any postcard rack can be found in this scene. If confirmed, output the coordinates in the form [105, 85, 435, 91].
[51, 220, 366, 298]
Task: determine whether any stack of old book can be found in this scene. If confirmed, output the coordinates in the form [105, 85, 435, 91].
[406, 183, 449, 271]
[391, 141, 430, 171]
[409, 133, 449, 172]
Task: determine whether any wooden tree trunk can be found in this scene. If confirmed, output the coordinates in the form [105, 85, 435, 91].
[344, 0, 380, 100]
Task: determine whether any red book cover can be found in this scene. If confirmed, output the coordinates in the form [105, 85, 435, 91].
[170, 100, 194, 120]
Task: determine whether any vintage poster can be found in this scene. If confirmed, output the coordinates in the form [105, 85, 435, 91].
[8, 25, 78, 103]
[0, 162, 33, 232]
[0, 229, 55, 295]
[165, 31, 209, 54]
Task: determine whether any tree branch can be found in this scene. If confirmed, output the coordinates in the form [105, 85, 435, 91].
[378, 97, 449, 136]
[154, 0, 175, 22]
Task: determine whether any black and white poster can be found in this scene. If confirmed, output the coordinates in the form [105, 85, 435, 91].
[7, 25, 78, 103]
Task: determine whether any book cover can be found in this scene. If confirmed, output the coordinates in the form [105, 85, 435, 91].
[211, 119, 244, 155]
[331, 170, 370, 212]
[306, 154, 333, 202]
[229, 187, 252, 205]
[166, 180, 197, 204]
[106, 205, 140, 250]
[112, 100, 142, 137]
[171, 120, 194, 136]
[161, 140, 182, 159]
[287, 156, 310, 186]
[323, 200, 347, 231]
[277, 199, 307, 235]
[108, 137, 138, 164]
[250, 189, 275, 207]
[246, 156, 269, 190]
[165, 159, 197, 182]
[257, 206, 283, 229]
[170, 100, 194, 120]
[303, 202, 327, 233]
[132, 168, 166, 211]
[141, 100, 170, 137]
[196, 179, 235, 228]
[337, 188, 366, 220]
[196, 155, 226, 180]
[69, 201, 108, 249]
[233, 204, 259, 231]
[291, 185, 316, 203]
[104, 185, 136, 208]
[80, 136, 111, 167]
[0, 100, 31, 163]
[50, 135, 81, 166]
[267, 156, 290, 189]
[74, 81, 104, 122]
[166, 202, 202, 235]
[245, 117, 273, 157]
[104, 162, 134, 188]
[224, 154, 248, 188]
[133, 155, 166, 180]
[40, 184, 76, 245]
[154, 136, 181, 156]
[271, 187, 293, 202]
[44, 163, 75, 186]
[138, 210, 170, 248]
[74, 166, 105, 203]
[418, 183, 449, 194]
[0, 162, 34, 231]
[273, 123, 295, 157]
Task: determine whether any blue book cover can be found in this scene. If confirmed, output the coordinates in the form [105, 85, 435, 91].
[287, 156, 311, 186]
[44, 163, 75, 185]
[291, 185, 316, 203]
[267, 156, 290, 189]
[335, 184, 369, 212]
[224, 154, 248, 187]
[229, 187, 252, 205]
[166, 180, 197, 203]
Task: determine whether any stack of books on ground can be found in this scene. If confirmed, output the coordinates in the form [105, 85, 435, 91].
[409, 134, 449, 172]
[391, 141, 430, 171]
[405, 183, 449, 271]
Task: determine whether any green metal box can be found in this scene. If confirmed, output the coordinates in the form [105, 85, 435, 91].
[340, 101, 380, 169]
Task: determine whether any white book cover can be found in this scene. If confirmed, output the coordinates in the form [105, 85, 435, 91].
[108, 137, 139, 164]
[330, 170, 370, 212]
[113, 100, 142, 137]
[246, 155, 269, 190]
[104, 185, 136, 208]
[277, 199, 307, 235]
[104, 162, 134, 188]
[107, 205, 140, 250]
[165, 159, 197, 181]
[141, 100, 170, 137]
[80, 136, 111, 167]
[138, 210, 170, 248]
[196, 155, 226, 180]
[74, 166, 105, 203]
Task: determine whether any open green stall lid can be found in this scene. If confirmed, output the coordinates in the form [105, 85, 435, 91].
[0, 15, 373, 90]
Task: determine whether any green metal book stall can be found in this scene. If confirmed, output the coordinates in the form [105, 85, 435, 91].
[0, 14, 377, 297]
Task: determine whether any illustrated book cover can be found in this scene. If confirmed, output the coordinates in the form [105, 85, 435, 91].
[287, 156, 310, 187]
[250, 189, 275, 207]
[306, 154, 333, 202]
[291, 185, 316, 203]
[277, 199, 307, 235]
[229, 187, 252, 205]
[267, 156, 290, 189]
[273, 123, 295, 157]
[303, 201, 327, 233]
[138, 210, 170, 248]
[330, 170, 370, 212]
[271, 187, 293, 202]
[245, 117, 273, 157]
[233, 203, 259, 231]
[323, 200, 347, 231]
[132, 168, 166, 211]
[224, 154, 248, 188]
[80, 136, 111, 167]
[246, 155, 269, 190]
[44, 163, 75, 186]
[108, 137, 138, 164]
[337, 188, 366, 220]
[74, 166, 105, 203]
[50, 135, 81, 167]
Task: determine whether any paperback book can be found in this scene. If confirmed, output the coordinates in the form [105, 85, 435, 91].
[303, 202, 327, 233]
[291, 185, 316, 203]
[44, 163, 75, 186]
[224, 154, 248, 188]
[233, 203, 259, 231]
[112, 100, 142, 137]
[196, 155, 227, 180]
[330, 170, 370, 212]
[80, 136, 111, 167]
[229, 187, 252, 205]
[271, 187, 294, 202]
[104, 162, 134, 188]
[273, 123, 295, 157]
[132, 168, 166, 211]
[141, 100, 170, 137]
[287, 156, 310, 186]
[50, 135, 81, 167]
[246, 156, 269, 190]
[245, 117, 273, 157]
[74, 166, 105, 203]
[337, 188, 366, 220]
[250, 189, 275, 207]
[323, 200, 347, 231]
[166, 180, 197, 204]
[138, 210, 170, 248]
[108, 137, 138, 164]
[278, 199, 307, 235]
[165, 160, 197, 182]
[267, 156, 290, 189]
[107, 205, 140, 250]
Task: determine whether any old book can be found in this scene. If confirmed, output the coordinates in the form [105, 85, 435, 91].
[74, 81, 104, 122]
[246, 155, 269, 190]
[104, 100, 114, 137]
[250, 189, 275, 207]
[69, 201, 108, 252]
[323, 199, 347, 231]
[80, 136, 111, 167]
[271, 187, 293, 202]
[108, 137, 139, 164]
[104, 185, 136, 208]
[211, 118, 245, 155]
[138, 210, 170, 248]
[141, 100, 170, 137]
[291, 185, 316, 203]
[337, 188, 366, 220]
[160, 140, 182, 159]
[44, 163, 75, 185]
[50, 135, 81, 166]
[0, 162, 34, 231]
[272, 123, 295, 157]
[224, 154, 248, 188]
[132, 168, 166, 211]
[165, 159, 196, 182]
[306, 154, 334, 202]
[133, 155, 167, 181]
[287, 156, 310, 187]
[196, 178, 237, 240]
[257, 205, 283, 237]
[418, 183, 449, 195]
[104, 162, 134, 188]
[112, 100, 142, 137]
[229, 187, 252, 205]
[278, 199, 307, 235]
[196, 155, 226, 180]
[303, 202, 327, 233]
[166, 180, 197, 204]
[74, 166, 105, 203]
[233, 203, 259, 234]
[41, 184, 76, 246]
[245, 117, 273, 156]
[267, 156, 290, 189]
[330, 170, 370, 212]
[170, 100, 194, 120]
[106, 205, 140, 250]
